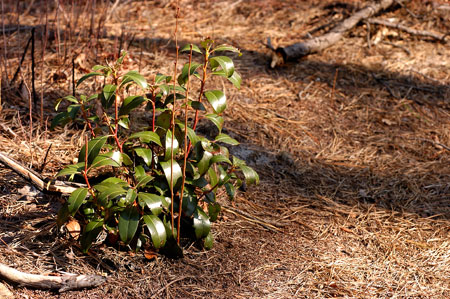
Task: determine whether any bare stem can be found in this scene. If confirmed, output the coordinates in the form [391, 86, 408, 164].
[177, 45, 193, 244]
[186, 47, 209, 155]
[80, 103, 96, 137]
[170, 0, 180, 236]
[83, 135, 96, 200]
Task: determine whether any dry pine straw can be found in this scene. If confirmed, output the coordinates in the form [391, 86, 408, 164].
[0, 0, 449, 298]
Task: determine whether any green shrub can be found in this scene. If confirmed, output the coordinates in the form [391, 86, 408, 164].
[53, 39, 258, 255]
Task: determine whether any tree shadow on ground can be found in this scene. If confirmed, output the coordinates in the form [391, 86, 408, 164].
[231, 143, 449, 220]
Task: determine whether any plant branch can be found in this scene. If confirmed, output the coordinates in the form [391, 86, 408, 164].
[170, 0, 180, 234]
[178, 44, 193, 244]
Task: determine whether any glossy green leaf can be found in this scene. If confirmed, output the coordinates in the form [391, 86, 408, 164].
[208, 167, 218, 190]
[210, 154, 232, 165]
[134, 165, 146, 178]
[228, 70, 241, 89]
[125, 188, 137, 205]
[160, 160, 182, 190]
[178, 62, 202, 86]
[158, 84, 186, 95]
[205, 191, 216, 203]
[224, 182, 236, 200]
[51, 112, 71, 129]
[177, 123, 200, 146]
[138, 193, 163, 215]
[67, 188, 88, 215]
[164, 130, 179, 161]
[98, 177, 129, 186]
[218, 166, 231, 186]
[193, 208, 211, 239]
[119, 95, 145, 116]
[92, 65, 109, 72]
[134, 147, 152, 166]
[203, 231, 214, 250]
[155, 110, 172, 130]
[212, 69, 241, 88]
[66, 104, 81, 120]
[232, 156, 246, 167]
[80, 218, 104, 253]
[204, 90, 226, 114]
[209, 56, 234, 78]
[89, 151, 122, 169]
[181, 190, 197, 217]
[118, 116, 129, 129]
[62, 95, 79, 104]
[101, 84, 116, 108]
[143, 214, 167, 249]
[190, 100, 206, 111]
[122, 153, 133, 166]
[208, 202, 221, 222]
[163, 215, 177, 240]
[239, 165, 259, 185]
[215, 133, 239, 145]
[77, 72, 104, 87]
[155, 73, 171, 84]
[180, 44, 202, 54]
[94, 183, 127, 203]
[56, 162, 85, 177]
[197, 150, 213, 175]
[57, 202, 70, 228]
[135, 175, 154, 189]
[118, 205, 139, 243]
[120, 70, 148, 90]
[213, 44, 240, 53]
[78, 136, 109, 165]
[128, 131, 162, 146]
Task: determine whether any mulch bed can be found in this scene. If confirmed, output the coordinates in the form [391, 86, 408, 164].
[0, 0, 449, 298]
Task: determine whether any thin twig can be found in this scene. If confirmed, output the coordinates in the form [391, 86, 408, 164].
[367, 17, 448, 42]
[415, 138, 450, 151]
[31, 27, 37, 108]
[178, 44, 193, 244]
[170, 0, 181, 235]
[11, 32, 32, 84]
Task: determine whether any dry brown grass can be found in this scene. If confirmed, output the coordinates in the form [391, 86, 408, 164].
[0, 0, 449, 298]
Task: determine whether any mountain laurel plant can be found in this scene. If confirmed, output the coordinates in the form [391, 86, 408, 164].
[53, 39, 259, 255]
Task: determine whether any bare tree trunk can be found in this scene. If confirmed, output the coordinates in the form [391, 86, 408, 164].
[271, 0, 407, 67]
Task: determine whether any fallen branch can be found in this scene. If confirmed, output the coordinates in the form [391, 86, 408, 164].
[0, 263, 106, 292]
[367, 17, 448, 41]
[0, 151, 83, 194]
[270, 0, 407, 67]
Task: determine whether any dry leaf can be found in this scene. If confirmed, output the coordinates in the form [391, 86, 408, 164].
[144, 249, 157, 260]
[66, 219, 81, 240]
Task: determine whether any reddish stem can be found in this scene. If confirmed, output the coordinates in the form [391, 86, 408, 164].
[170, 0, 180, 236]
[80, 103, 96, 137]
[186, 50, 209, 155]
[177, 45, 193, 244]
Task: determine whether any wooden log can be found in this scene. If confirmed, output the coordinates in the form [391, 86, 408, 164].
[0, 263, 106, 292]
[271, 0, 406, 67]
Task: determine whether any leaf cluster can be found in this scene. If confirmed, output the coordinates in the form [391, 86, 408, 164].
[54, 41, 258, 255]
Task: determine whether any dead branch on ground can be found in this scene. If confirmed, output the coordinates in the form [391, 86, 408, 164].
[0, 151, 83, 194]
[0, 262, 106, 292]
[269, 0, 408, 67]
